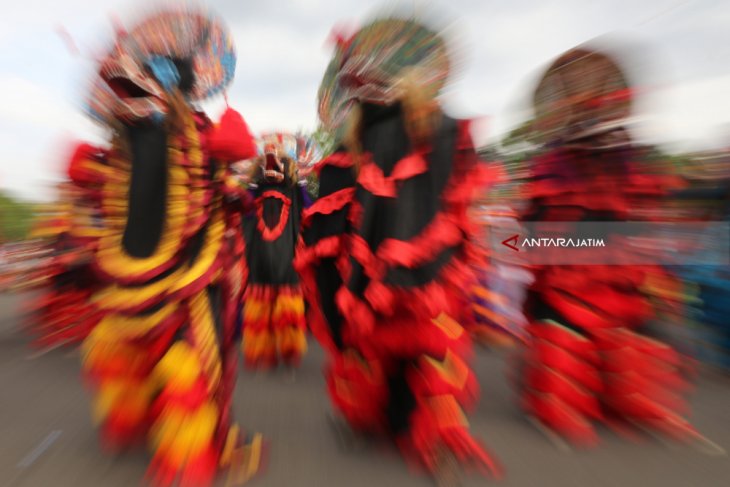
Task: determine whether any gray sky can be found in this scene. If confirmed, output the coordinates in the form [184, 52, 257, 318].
[1, 0, 728, 202]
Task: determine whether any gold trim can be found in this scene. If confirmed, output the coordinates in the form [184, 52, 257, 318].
[95, 103, 205, 279]
[189, 289, 222, 393]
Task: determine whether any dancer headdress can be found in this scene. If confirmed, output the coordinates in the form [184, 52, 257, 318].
[300, 12, 501, 480]
[532, 45, 634, 148]
[88, 7, 236, 124]
[318, 17, 450, 146]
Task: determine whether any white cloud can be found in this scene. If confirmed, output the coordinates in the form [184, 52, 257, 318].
[0, 76, 96, 134]
[639, 73, 730, 151]
[1, 0, 729, 201]
[0, 75, 105, 200]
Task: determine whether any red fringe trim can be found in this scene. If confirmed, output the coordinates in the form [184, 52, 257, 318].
[295, 248, 341, 356]
[526, 339, 603, 393]
[376, 213, 463, 269]
[541, 265, 647, 289]
[343, 123, 495, 285]
[527, 321, 599, 364]
[147, 443, 218, 487]
[99, 408, 149, 451]
[541, 193, 629, 213]
[28, 285, 101, 348]
[314, 152, 354, 175]
[302, 188, 355, 225]
[349, 314, 473, 364]
[347, 198, 364, 231]
[523, 364, 603, 419]
[338, 254, 477, 327]
[326, 352, 388, 432]
[302, 120, 491, 369]
[522, 392, 599, 446]
[335, 261, 476, 362]
[242, 284, 306, 331]
[358, 153, 428, 198]
[349, 234, 385, 280]
[335, 286, 376, 338]
[595, 329, 695, 439]
[255, 191, 292, 242]
[295, 235, 343, 270]
[404, 400, 502, 477]
[524, 152, 682, 217]
[408, 357, 480, 412]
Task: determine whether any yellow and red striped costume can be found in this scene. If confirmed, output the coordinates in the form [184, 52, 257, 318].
[75, 7, 264, 486]
[24, 155, 105, 349]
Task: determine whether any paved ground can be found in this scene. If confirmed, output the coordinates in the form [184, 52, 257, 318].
[1, 292, 729, 487]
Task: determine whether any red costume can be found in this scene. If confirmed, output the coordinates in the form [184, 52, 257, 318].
[298, 17, 501, 483]
[517, 45, 699, 446]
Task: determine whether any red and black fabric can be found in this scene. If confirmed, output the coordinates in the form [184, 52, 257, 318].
[519, 320, 603, 446]
[244, 180, 303, 286]
[81, 106, 266, 486]
[296, 149, 356, 353]
[241, 160, 308, 368]
[518, 145, 696, 444]
[594, 328, 695, 440]
[523, 145, 674, 333]
[298, 102, 500, 477]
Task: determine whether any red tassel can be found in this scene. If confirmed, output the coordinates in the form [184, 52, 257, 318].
[523, 392, 599, 446]
[208, 108, 257, 162]
[67, 142, 101, 184]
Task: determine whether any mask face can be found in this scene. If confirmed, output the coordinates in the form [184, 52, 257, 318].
[97, 43, 168, 123]
[262, 144, 285, 183]
[318, 18, 450, 142]
[86, 8, 236, 126]
[256, 133, 299, 184]
[533, 48, 633, 145]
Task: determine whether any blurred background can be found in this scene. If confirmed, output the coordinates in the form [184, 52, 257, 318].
[1, 1, 729, 486]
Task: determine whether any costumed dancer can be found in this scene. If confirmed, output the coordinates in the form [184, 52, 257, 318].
[23, 163, 105, 349]
[516, 43, 704, 448]
[672, 168, 730, 373]
[77, 7, 264, 486]
[469, 173, 532, 347]
[685, 263, 730, 373]
[241, 132, 311, 370]
[297, 15, 501, 484]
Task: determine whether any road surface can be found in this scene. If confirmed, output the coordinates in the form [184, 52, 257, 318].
[1, 292, 729, 487]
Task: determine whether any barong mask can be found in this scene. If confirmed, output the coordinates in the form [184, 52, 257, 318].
[318, 17, 451, 146]
[88, 8, 236, 125]
[85, 7, 240, 268]
[256, 133, 299, 185]
[532, 46, 636, 149]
